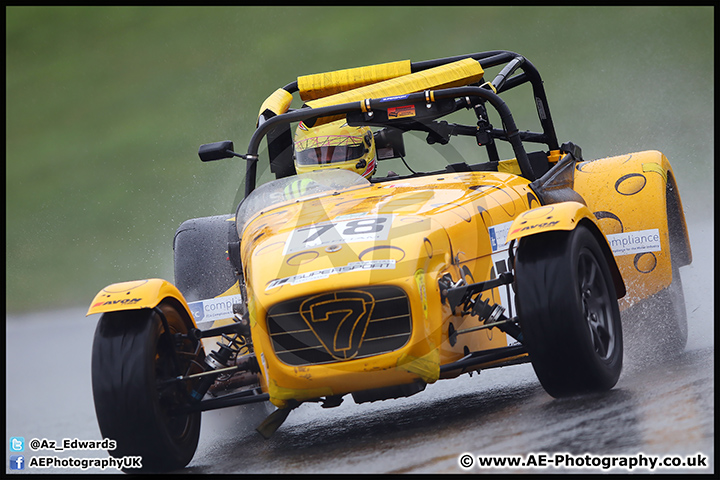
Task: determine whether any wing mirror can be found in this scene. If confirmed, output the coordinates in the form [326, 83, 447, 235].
[374, 128, 406, 160]
[198, 140, 243, 162]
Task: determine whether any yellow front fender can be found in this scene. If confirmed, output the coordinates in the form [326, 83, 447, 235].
[507, 202, 626, 298]
[87, 278, 196, 326]
[506, 201, 595, 242]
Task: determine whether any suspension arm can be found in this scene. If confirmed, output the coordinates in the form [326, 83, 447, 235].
[442, 271, 514, 313]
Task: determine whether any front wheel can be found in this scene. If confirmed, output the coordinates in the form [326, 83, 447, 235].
[91, 303, 204, 472]
[514, 224, 623, 398]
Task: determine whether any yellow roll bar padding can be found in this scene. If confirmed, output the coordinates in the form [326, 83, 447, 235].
[298, 60, 412, 101]
[305, 58, 485, 125]
[257, 88, 295, 124]
[87, 278, 194, 323]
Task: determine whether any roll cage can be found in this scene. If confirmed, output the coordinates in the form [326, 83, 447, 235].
[200, 51, 566, 198]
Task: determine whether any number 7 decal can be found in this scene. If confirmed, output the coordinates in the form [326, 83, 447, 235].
[299, 291, 375, 360]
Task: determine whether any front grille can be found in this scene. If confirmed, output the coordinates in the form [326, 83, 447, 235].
[267, 285, 412, 366]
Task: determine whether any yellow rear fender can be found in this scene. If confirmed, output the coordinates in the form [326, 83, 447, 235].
[507, 202, 626, 298]
[87, 278, 198, 328]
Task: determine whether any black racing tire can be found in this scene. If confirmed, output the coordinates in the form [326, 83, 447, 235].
[514, 224, 623, 398]
[644, 266, 688, 353]
[174, 214, 240, 302]
[91, 303, 203, 472]
[622, 266, 688, 360]
[647, 171, 690, 354]
[620, 174, 689, 361]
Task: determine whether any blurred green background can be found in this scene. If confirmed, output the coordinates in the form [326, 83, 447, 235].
[6, 6, 713, 313]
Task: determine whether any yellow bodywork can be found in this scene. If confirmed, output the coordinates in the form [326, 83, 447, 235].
[241, 171, 538, 407]
[86, 153, 686, 408]
[90, 55, 690, 410]
[86, 150, 686, 408]
[237, 148, 687, 406]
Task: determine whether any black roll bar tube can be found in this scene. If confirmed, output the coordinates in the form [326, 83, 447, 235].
[431, 86, 536, 180]
[244, 101, 364, 197]
[244, 85, 536, 197]
[496, 58, 559, 152]
[489, 55, 526, 93]
[410, 50, 515, 72]
[267, 51, 559, 174]
[411, 50, 559, 152]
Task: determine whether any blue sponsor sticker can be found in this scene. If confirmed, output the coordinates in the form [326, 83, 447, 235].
[380, 94, 409, 102]
[488, 221, 512, 253]
[489, 228, 498, 252]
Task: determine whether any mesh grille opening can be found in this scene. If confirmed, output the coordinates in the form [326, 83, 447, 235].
[267, 285, 412, 366]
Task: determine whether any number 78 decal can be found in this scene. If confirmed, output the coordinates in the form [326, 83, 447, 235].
[283, 214, 395, 255]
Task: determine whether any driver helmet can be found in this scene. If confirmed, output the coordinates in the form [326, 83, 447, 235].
[294, 119, 376, 179]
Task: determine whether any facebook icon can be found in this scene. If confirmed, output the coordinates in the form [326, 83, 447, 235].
[10, 455, 25, 470]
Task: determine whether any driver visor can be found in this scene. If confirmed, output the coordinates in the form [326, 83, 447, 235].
[296, 144, 366, 166]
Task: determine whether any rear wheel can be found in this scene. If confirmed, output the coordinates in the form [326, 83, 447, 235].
[515, 224, 623, 398]
[174, 214, 240, 302]
[91, 303, 203, 472]
[621, 176, 689, 360]
[622, 266, 687, 360]
[646, 267, 688, 353]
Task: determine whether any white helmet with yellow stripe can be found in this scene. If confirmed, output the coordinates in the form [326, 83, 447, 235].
[294, 119, 376, 179]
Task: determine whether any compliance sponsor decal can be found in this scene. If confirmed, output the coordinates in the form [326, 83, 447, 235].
[488, 220, 513, 252]
[188, 295, 243, 327]
[606, 228, 661, 256]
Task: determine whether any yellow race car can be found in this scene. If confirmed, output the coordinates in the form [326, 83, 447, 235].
[88, 50, 692, 472]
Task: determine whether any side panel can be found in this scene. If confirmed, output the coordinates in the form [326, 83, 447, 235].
[573, 150, 688, 309]
[438, 176, 538, 364]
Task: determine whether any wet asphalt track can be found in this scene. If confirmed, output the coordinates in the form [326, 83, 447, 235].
[5, 220, 714, 474]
